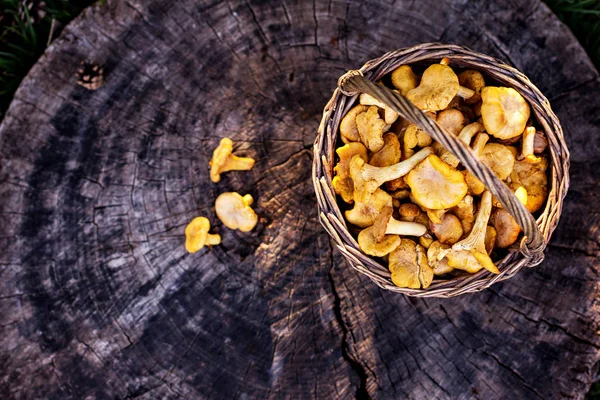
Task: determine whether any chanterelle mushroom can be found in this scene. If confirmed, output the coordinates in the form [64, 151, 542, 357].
[430, 213, 463, 245]
[402, 124, 432, 160]
[451, 195, 475, 234]
[427, 241, 454, 275]
[406, 64, 472, 111]
[510, 156, 549, 213]
[360, 93, 399, 125]
[215, 192, 258, 232]
[185, 217, 221, 253]
[209, 138, 255, 183]
[369, 133, 400, 167]
[440, 122, 484, 168]
[358, 207, 401, 257]
[340, 104, 369, 142]
[518, 126, 542, 163]
[462, 132, 489, 196]
[442, 191, 500, 274]
[333, 142, 369, 203]
[388, 239, 434, 289]
[436, 109, 465, 136]
[481, 87, 530, 140]
[458, 70, 485, 104]
[359, 147, 433, 186]
[406, 154, 468, 210]
[480, 143, 515, 180]
[391, 65, 419, 96]
[489, 208, 521, 248]
[356, 106, 389, 152]
[345, 155, 392, 227]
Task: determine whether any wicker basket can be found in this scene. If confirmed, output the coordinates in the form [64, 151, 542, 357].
[313, 43, 570, 297]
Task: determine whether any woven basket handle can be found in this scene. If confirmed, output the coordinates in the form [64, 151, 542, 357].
[338, 71, 545, 255]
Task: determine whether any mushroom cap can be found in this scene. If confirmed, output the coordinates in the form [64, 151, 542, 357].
[458, 70, 486, 104]
[533, 130, 548, 154]
[436, 109, 465, 136]
[510, 156, 549, 213]
[481, 87, 531, 140]
[358, 226, 401, 257]
[406, 64, 459, 111]
[402, 124, 432, 160]
[356, 106, 388, 152]
[463, 170, 485, 196]
[430, 213, 463, 245]
[391, 65, 419, 96]
[427, 241, 454, 275]
[369, 133, 401, 167]
[185, 217, 221, 253]
[215, 192, 258, 232]
[489, 208, 521, 248]
[345, 188, 392, 228]
[485, 226, 497, 254]
[406, 154, 468, 210]
[209, 138, 234, 182]
[480, 143, 515, 180]
[389, 239, 433, 289]
[333, 142, 368, 203]
[451, 195, 475, 234]
[340, 105, 369, 142]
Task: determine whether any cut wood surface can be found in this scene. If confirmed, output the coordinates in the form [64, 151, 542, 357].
[0, 0, 599, 399]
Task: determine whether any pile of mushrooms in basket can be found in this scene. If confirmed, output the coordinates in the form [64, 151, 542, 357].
[331, 58, 549, 290]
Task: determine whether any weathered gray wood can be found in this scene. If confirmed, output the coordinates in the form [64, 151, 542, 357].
[0, 0, 598, 399]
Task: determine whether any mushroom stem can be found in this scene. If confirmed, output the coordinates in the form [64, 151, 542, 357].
[206, 233, 222, 246]
[242, 194, 254, 206]
[385, 217, 427, 236]
[222, 156, 255, 173]
[457, 86, 475, 99]
[360, 93, 400, 125]
[451, 191, 499, 274]
[440, 122, 484, 168]
[518, 126, 541, 163]
[361, 147, 433, 186]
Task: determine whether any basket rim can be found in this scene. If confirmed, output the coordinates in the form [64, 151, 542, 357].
[312, 42, 570, 298]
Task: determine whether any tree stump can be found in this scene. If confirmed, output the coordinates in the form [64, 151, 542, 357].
[1, 0, 599, 398]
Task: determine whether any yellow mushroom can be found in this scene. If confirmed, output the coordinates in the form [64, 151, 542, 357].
[436, 109, 465, 136]
[215, 192, 258, 232]
[489, 208, 521, 248]
[427, 241, 454, 275]
[185, 217, 221, 253]
[359, 93, 399, 125]
[402, 124, 432, 160]
[388, 239, 434, 289]
[390, 65, 419, 96]
[462, 132, 489, 196]
[518, 126, 542, 163]
[481, 87, 530, 140]
[510, 156, 549, 213]
[485, 226, 497, 255]
[458, 70, 485, 104]
[369, 133, 401, 167]
[332, 142, 369, 203]
[442, 191, 500, 274]
[358, 147, 433, 186]
[440, 122, 484, 168]
[345, 155, 392, 228]
[451, 195, 475, 234]
[480, 143, 515, 180]
[430, 213, 463, 245]
[358, 207, 402, 257]
[340, 104, 369, 142]
[405, 154, 468, 210]
[356, 106, 388, 152]
[406, 64, 473, 111]
[209, 138, 255, 183]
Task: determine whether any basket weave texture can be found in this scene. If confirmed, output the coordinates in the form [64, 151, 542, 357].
[313, 43, 570, 297]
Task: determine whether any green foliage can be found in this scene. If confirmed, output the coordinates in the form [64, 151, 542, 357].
[0, 0, 95, 117]
[545, 0, 600, 67]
